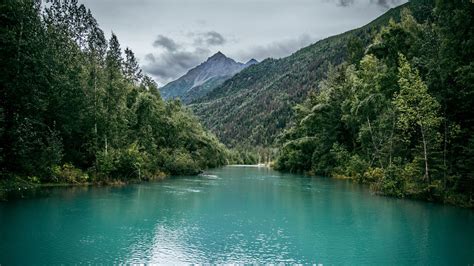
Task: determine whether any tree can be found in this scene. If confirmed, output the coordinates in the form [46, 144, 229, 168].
[0, 0, 229, 185]
[347, 36, 364, 66]
[101, 33, 128, 155]
[343, 55, 394, 169]
[124, 48, 143, 85]
[393, 54, 441, 185]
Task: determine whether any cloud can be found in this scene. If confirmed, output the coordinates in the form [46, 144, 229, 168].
[143, 31, 228, 85]
[193, 31, 227, 46]
[144, 33, 226, 85]
[371, 0, 402, 8]
[236, 34, 317, 62]
[143, 49, 209, 85]
[330, 0, 402, 8]
[204, 31, 226, 46]
[152, 35, 180, 52]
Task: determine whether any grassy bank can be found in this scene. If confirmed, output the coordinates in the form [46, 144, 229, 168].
[0, 172, 168, 201]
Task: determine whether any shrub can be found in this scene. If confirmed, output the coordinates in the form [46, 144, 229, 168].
[113, 143, 146, 180]
[96, 143, 148, 180]
[52, 163, 88, 183]
[330, 144, 369, 180]
[370, 165, 405, 197]
[158, 149, 200, 175]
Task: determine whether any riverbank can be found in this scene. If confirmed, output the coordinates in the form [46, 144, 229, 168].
[3, 164, 472, 208]
[0, 174, 168, 201]
[231, 164, 473, 208]
[305, 170, 474, 208]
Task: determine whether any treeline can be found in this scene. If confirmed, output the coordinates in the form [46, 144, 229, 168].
[276, 1, 474, 206]
[226, 146, 278, 165]
[0, 0, 229, 185]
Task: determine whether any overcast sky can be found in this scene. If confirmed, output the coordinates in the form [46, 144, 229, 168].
[78, 0, 406, 85]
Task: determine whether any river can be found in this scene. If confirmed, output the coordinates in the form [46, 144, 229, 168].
[0, 166, 473, 264]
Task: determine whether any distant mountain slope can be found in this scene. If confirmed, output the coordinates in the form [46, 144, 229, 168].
[159, 52, 257, 103]
[190, 3, 407, 147]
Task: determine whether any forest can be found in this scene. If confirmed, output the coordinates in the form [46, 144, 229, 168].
[1, 0, 473, 207]
[0, 1, 251, 191]
[190, 3, 405, 148]
[276, 1, 474, 206]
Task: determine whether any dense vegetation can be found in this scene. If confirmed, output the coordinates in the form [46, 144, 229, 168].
[276, 1, 474, 206]
[0, 0, 231, 189]
[1, 0, 472, 208]
[190, 4, 406, 148]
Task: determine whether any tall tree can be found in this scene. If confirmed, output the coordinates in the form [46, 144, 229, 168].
[393, 54, 441, 185]
[124, 48, 143, 85]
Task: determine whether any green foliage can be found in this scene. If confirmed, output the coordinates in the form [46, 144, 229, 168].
[369, 166, 406, 198]
[394, 54, 442, 184]
[276, 4, 474, 206]
[158, 148, 199, 176]
[0, 0, 230, 185]
[332, 146, 369, 181]
[226, 147, 261, 165]
[190, 2, 407, 147]
[52, 164, 89, 184]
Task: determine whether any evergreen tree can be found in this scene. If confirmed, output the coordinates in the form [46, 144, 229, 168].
[1, 0, 229, 184]
[124, 48, 143, 85]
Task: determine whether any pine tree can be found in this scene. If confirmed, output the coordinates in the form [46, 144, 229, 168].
[124, 48, 143, 85]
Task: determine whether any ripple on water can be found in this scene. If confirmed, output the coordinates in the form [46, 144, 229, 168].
[198, 174, 220, 179]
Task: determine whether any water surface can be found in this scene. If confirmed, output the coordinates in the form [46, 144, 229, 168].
[1, 166, 473, 264]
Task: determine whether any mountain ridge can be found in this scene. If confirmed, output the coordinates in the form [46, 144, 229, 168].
[190, 3, 408, 147]
[159, 52, 258, 103]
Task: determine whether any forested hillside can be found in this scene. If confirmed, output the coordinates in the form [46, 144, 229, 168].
[0, 1, 230, 188]
[190, 3, 407, 147]
[276, 1, 474, 206]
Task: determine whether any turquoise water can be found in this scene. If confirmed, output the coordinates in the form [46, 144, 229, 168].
[0, 166, 473, 264]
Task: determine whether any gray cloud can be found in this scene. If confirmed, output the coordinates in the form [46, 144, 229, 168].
[153, 35, 180, 52]
[236, 34, 317, 62]
[144, 34, 221, 85]
[79, 0, 407, 86]
[331, 0, 402, 7]
[193, 31, 227, 46]
[143, 49, 208, 84]
[204, 31, 226, 46]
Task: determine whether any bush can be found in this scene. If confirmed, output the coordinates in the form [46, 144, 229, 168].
[370, 165, 405, 197]
[330, 144, 368, 180]
[27, 176, 41, 184]
[345, 155, 369, 181]
[158, 148, 200, 175]
[95, 150, 117, 177]
[95, 143, 148, 180]
[113, 143, 146, 180]
[363, 167, 384, 183]
[52, 163, 88, 183]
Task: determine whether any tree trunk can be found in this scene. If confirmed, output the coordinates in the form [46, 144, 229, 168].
[367, 117, 384, 169]
[443, 113, 447, 189]
[105, 135, 108, 156]
[16, 21, 23, 77]
[94, 65, 98, 150]
[389, 118, 396, 168]
[420, 124, 430, 185]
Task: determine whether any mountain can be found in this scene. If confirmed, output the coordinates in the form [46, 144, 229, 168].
[159, 52, 258, 103]
[190, 3, 409, 147]
[245, 58, 258, 66]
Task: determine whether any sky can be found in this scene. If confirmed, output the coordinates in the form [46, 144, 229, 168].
[78, 0, 406, 86]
